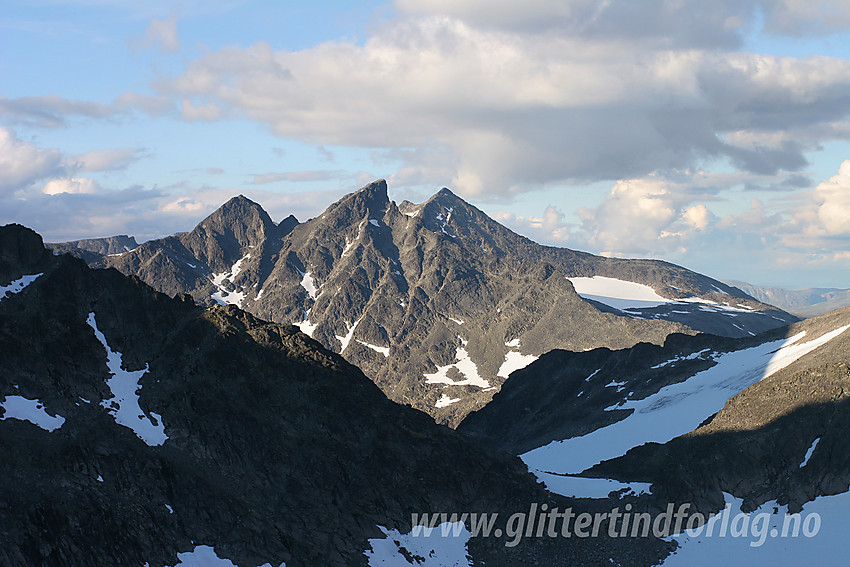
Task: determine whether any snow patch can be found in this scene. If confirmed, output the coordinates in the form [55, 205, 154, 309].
[435, 393, 461, 408]
[294, 311, 318, 338]
[651, 348, 713, 369]
[535, 473, 651, 499]
[335, 318, 362, 353]
[497, 351, 539, 378]
[87, 312, 168, 446]
[662, 491, 850, 566]
[357, 340, 390, 357]
[521, 324, 850, 478]
[425, 343, 489, 388]
[568, 276, 765, 315]
[365, 522, 471, 567]
[447, 317, 465, 325]
[166, 545, 285, 567]
[568, 276, 671, 310]
[298, 270, 319, 300]
[0, 273, 42, 300]
[800, 437, 820, 468]
[505, 338, 521, 348]
[0, 394, 65, 431]
[210, 253, 251, 307]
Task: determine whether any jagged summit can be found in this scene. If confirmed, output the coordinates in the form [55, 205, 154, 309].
[47, 181, 797, 426]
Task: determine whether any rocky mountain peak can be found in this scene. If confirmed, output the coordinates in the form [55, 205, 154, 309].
[328, 179, 390, 220]
[191, 194, 276, 248]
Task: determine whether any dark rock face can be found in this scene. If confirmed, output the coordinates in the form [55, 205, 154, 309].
[48, 181, 796, 426]
[0, 224, 674, 567]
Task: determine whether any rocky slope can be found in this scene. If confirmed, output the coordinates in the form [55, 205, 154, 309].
[51, 180, 796, 426]
[586, 306, 850, 516]
[459, 305, 850, 519]
[1, 224, 678, 567]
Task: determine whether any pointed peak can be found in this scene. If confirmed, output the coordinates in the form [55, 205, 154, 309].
[204, 194, 271, 224]
[323, 179, 390, 221]
[427, 186, 469, 205]
[350, 179, 389, 206]
[188, 195, 275, 250]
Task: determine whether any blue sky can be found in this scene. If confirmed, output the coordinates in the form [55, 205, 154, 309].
[2, 0, 849, 288]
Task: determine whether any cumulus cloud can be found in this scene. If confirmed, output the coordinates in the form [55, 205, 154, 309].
[810, 160, 850, 235]
[42, 177, 100, 195]
[0, 128, 65, 193]
[0, 127, 145, 195]
[153, 9, 850, 197]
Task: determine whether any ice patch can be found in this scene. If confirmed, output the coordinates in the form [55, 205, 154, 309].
[365, 522, 471, 567]
[497, 351, 539, 378]
[800, 437, 820, 468]
[369, 219, 381, 227]
[435, 393, 460, 408]
[335, 318, 361, 353]
[425, 343, 489, 388]
[166, 545, 285, 567]
[357, 340, 390, 357]
[0, 394, 65, 431]
[87, 312, 168, 446]
[0, 273, 42, 301]
[585, 369, 601, 381]
[521, 324, 850, 477]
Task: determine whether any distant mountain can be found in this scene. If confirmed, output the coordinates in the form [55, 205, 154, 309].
[726, 279, 850, 318]
[3, 224, 680, 566]
[50, 180, 797, 426]
[49, 234, 138, 256]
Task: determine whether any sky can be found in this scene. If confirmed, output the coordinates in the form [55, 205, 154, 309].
[2, 0, 849, 289]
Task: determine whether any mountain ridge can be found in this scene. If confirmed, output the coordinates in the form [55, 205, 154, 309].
[49, 181, 797, 425]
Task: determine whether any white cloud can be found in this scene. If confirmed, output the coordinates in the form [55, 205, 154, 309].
[0, 128, 64, 193]
[42, 177, 100, 195]
[154, 11, 850, 197]
[811, 160, 850, 235]
[180, 99, 224, 121]
[143, 15, 179, 52]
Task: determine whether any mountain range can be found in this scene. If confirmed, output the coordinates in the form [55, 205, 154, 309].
[3, 177, 849, 565]
[725, 280, 850, 318]
[3, 223, 682, 566]
[50, 180, 797, 426]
